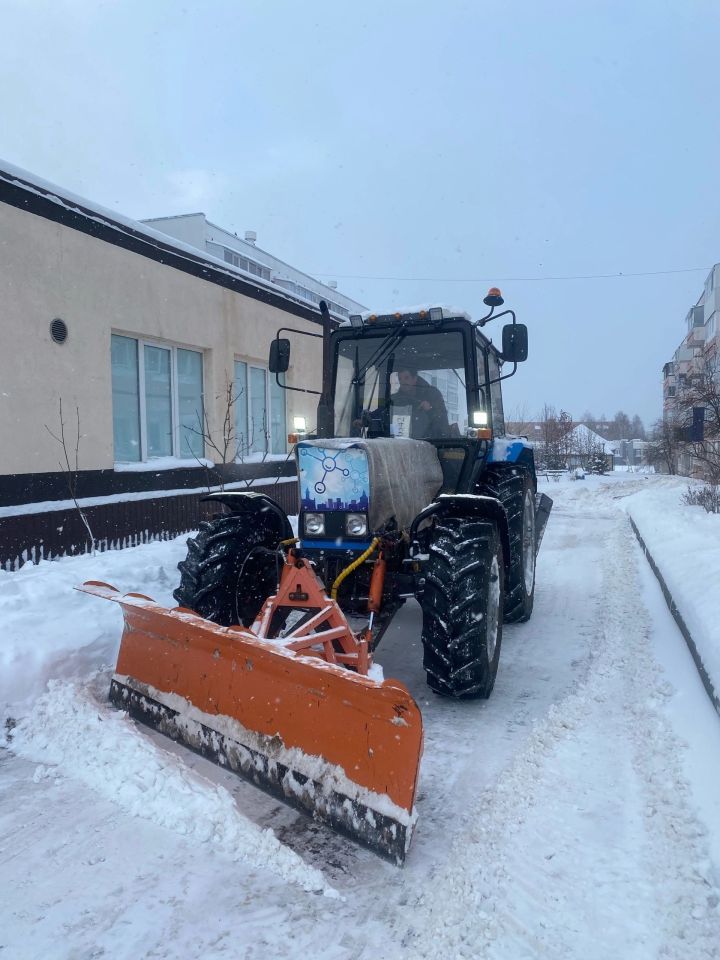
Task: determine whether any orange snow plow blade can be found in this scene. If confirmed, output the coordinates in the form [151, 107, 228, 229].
[77, 575, 423, 863]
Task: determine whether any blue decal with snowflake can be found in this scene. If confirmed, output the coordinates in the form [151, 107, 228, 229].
[297, 444, 370, 513]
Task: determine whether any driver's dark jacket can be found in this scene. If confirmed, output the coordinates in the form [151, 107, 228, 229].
[389, 377, 450, 438]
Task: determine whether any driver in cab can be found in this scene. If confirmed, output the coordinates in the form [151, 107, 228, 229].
[390, 366, 450, 438]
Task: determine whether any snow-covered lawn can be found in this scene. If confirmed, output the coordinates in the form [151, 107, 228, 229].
[1, 475, 719, 959]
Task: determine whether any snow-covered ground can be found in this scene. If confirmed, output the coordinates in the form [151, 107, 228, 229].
[1, 474, 719, 958]
[623, 481, 720, 698]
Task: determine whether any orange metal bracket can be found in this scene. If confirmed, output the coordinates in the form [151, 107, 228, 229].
[253, 551, 370, 674]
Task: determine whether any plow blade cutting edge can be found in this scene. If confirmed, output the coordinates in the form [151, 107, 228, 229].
[78, 581, 423, 864]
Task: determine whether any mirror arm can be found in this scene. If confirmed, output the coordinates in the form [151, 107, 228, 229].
[475, 304, 496, 327]
[487, 361, 519, 388]
[486, 308, 521, 384]
[475, 306, 517, 329]
[488, 308, 516, 327]
[275, 373, 320, 396]
[271, 326, 323, 394]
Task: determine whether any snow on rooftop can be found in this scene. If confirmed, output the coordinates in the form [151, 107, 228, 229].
[571, 422, 617, 454]
[0, 158, 349, 320]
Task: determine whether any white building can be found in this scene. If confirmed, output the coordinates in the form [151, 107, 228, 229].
[142, 213, 364, 322]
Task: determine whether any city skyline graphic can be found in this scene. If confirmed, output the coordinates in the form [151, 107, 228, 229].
[298, 444, 370, 513]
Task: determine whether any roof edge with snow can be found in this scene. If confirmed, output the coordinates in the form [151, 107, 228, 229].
[0, 159, 336, 327]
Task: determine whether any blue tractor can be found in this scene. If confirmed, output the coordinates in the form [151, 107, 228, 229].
[174, 291, 552, 700]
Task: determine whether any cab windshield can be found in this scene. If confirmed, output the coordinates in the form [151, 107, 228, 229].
[334, 330, 469, 439]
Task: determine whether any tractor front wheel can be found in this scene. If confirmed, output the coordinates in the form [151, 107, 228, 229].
[173, 514, 279, 627]
[420, 516, 504, 699]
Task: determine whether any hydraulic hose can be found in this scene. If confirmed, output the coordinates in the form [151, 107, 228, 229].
[330, 537, 380, 601]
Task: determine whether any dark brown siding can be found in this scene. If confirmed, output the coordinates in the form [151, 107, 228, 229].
[0, 481, 299, 570]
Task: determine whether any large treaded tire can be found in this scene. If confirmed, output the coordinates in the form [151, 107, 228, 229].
[480, 466, 536, 623]
[420, 516, 504, 699]
[173, 514, 280, 627]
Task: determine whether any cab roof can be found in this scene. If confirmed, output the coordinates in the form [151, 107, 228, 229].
[342, 304, 473, 327]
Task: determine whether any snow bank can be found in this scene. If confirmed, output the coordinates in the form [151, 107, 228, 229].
[7, 676, 336, 897]
[0, 535, 188, 713]
[623, 483, 720, 701]
[0, 516, 300, 713]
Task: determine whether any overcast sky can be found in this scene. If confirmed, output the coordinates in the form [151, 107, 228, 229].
[3, 0, 719, 426]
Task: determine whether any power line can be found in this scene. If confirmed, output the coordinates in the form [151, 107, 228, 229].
[312, 265, 711, 283]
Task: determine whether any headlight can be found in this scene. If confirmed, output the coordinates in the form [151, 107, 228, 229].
[304, 512, 325, 535]
[345, 513, 368, 537]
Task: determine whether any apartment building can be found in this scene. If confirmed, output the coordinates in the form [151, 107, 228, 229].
[662, 264, 719, 476]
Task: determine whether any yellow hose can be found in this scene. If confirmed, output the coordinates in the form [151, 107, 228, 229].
[330, 537, 380, 600]
[280, 537, 299, 547]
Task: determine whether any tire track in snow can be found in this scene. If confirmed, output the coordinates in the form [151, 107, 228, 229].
[399, 502, 720, 959]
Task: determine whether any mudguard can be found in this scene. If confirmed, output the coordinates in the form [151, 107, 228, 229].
[202, 490, 293, 540]
[410, 493, 511, 570]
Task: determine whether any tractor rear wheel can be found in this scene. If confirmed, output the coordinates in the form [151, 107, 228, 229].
[420, 516, 504, 699]
[173, 514, 279, 627]
[481, 467, 536, 623]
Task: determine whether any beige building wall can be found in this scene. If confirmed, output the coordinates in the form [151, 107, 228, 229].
[0, 202, 323, 475]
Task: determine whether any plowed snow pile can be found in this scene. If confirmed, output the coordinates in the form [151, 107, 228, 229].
[9, 674, 337, 898]
[0, 536, 186, 713]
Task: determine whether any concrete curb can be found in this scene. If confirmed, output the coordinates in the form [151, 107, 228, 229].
[629, 516, 720, 717]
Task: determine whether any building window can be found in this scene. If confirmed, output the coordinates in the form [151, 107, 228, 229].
[270, 374, 287, 454]
[249, 366, 267, 453]
[234, 360, 287, 457]
[111, 334, 204, 462]
[111, 335, 141, 462]
[144, 344, 173, 457]
[707, 313, 717, 341]
[223, 248, 271, 282]
[177, 348, 204, 458]
[234, 360, 264, 456]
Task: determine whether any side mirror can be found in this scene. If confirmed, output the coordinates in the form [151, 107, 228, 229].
[501, 323, 528, 363]
[269, 337, 291, 373]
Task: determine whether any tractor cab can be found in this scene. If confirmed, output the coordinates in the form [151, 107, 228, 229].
[328, 301, 526, 493]
[269, 293, 527, 450]
[333, 309, 478, 442]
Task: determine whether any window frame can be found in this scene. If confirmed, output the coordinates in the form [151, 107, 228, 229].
[234, 357, 286, 457]
[111, 332, 205, 463]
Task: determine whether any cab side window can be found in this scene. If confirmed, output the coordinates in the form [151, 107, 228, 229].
[487, 353, 505, 435]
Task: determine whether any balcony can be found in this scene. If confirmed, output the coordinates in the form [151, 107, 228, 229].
[687, 325, 707, 348]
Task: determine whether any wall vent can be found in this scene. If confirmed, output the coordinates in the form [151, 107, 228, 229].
[50, 318, 68, 344]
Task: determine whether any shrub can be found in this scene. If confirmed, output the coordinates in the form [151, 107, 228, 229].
[681, 484, 720, 514]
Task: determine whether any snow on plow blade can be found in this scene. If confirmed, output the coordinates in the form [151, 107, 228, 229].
[77, 581, 423, 864]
